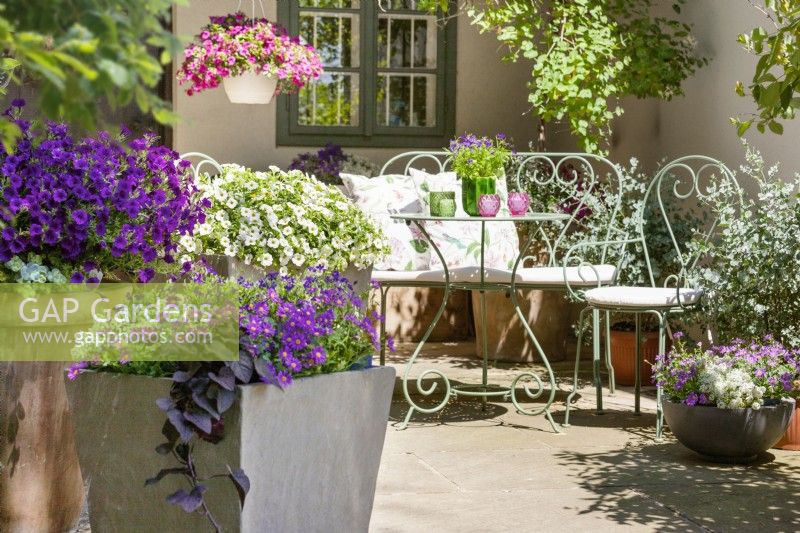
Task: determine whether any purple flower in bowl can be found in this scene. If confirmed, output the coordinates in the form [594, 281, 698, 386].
[478, 194, 501, 217]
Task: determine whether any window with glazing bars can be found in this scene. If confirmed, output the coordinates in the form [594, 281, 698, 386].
[277, 0, 456, 147]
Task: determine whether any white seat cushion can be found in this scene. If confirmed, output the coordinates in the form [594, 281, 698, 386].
[519, 265, 616, 287]
[372, 268, 508, 284]
[584, 286, 703, 308]
[373, 265, 616, 286]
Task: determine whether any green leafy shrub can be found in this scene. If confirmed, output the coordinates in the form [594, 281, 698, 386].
[692, 144, 800, 347]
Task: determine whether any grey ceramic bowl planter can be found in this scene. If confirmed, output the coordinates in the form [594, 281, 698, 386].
[663, 398, 796, 463]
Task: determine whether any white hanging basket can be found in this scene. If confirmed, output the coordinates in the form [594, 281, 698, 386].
[222, 70, 278, 104]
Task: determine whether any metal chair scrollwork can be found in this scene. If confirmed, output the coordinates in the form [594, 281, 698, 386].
[562, 155, 744, 439]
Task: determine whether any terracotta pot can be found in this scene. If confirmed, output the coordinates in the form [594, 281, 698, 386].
[774, 406, 800, 450]
[609, 329, 662, 386]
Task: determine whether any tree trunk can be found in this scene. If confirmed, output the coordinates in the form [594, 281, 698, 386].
[0, 362, 83, 533]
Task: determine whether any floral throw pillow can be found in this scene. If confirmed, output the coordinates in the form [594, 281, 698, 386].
[408, 168, 519, 269]
[340, 173, 429, 271]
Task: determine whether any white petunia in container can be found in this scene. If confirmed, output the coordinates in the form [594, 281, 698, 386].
[180, 164, 389, 282]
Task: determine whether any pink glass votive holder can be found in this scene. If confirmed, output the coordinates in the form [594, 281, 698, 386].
[478, 194, 501, 217]
[508, 192, 531, 216]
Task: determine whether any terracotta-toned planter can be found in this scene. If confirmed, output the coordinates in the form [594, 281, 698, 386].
[473, 290, 576, 363]
[0, 277, 137, 531]
[0, 362, 84, 532]
[609, 329, 662, 386]
[373, 287, 472, 343]
[775, 406, 800, 450]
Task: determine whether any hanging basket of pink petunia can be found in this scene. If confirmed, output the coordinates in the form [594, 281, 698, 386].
[177, 12, 324, 104]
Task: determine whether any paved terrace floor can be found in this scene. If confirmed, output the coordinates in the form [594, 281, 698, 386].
[371, 342, 800, 533]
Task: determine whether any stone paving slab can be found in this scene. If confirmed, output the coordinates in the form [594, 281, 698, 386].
[372, 488, 701, 533]
[371, 343, 800, 533]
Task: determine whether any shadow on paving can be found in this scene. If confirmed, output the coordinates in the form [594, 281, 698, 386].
[554, 440, 800, 532]
[385, 351, 506, 372]
[388, 387, 511, 426]
[558, 405, 664, 442]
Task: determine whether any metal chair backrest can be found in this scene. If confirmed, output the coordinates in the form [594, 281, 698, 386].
[380, 151, 625, 268]
[635, 155, 743, 289]
[180, 152, 224, 181]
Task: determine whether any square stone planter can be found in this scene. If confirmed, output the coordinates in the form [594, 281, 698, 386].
[205, 255, 373, 307]
[66, 366, 395, 532]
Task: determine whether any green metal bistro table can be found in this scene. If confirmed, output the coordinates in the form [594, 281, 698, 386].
[391, 212, 571, 433]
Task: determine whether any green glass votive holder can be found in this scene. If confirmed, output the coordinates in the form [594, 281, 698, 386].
[461, 176, 497, 216]
[429, 191, 457, 217]
[437, 198, 456, 217]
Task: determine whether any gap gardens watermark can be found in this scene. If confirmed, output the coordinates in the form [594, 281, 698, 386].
[0, 283, 239, 362]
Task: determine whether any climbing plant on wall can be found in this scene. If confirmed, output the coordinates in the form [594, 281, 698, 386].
[735, 0, 800, 136]
[418, 0, 708, 154]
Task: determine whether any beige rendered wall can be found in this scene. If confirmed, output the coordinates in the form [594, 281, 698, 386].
[551, 1, 800, 173]
[656, 0, 800, 172]
[172, 2, 539, 169]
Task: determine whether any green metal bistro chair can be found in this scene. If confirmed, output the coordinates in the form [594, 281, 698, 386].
[561, 156, 743, 438]
[373, 151, 626, 388]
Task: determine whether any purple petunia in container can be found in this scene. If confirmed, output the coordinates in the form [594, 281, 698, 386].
[653, 333, 800, 408]
[0, 100, 209, 283]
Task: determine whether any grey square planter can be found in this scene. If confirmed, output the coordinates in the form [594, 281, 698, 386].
[203, 255, 373, 292]
[66, 366, 395, 532]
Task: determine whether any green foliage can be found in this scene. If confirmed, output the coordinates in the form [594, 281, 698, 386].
[87, 360, 179, 378]
[691, 143, 800, 347]
[448, 133, 511, 180]
[420, 0, 707, 154]
[0, 0, 182, 147]
[734, 1, 800, 137]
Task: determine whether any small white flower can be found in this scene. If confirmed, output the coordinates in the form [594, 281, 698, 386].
[190, 163, 388, 272]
